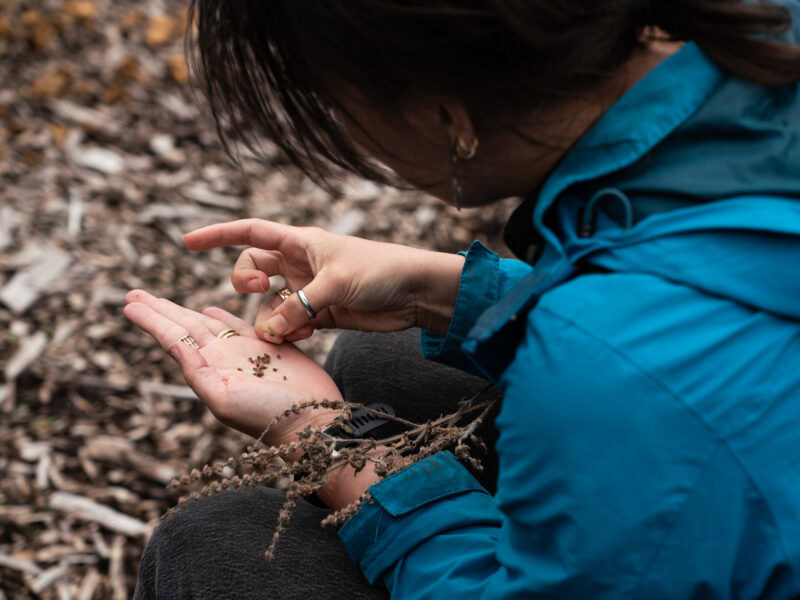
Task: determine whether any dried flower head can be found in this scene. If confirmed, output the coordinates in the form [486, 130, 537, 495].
[166, 383, 496, 560]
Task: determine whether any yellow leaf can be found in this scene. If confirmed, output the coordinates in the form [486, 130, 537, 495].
[49, 124, 70, 148]
[32, 71, 68, 98]
[146, 14, 175, 47]
[0, 16, 13, 39]
[168, 55, 188, 84]
[119, 10, 141, 32]
[20, 10, 41, 27]
[64, 0, 97, 20]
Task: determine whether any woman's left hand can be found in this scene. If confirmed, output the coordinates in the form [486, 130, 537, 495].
[123, 289, 342, 443]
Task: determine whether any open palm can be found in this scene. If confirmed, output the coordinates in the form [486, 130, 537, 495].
[123, 289, 342, 442]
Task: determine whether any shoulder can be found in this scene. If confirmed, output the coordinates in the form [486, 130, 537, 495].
[502, 270, 800, 450]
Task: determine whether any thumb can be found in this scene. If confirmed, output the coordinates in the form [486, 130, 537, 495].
[260, 275, 337, 342]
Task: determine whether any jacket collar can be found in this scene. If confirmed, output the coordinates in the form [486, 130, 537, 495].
[470, 43, 724, 349]
[534, 41, 725, 259]
[503, 42, 725, 267]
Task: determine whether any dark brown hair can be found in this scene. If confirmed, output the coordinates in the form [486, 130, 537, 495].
[187, 1, 800, 188]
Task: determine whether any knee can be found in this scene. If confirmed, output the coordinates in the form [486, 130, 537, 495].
[324, 330, 380, 379]
[324, 330, 418, 385]
[147, 487, 279, 550]
[135, 487, 283, 597]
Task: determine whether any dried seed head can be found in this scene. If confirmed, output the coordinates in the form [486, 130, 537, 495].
[164, 385, 496, 564]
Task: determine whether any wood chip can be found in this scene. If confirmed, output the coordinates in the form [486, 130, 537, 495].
[77, 567, 101, 600]
[48, 99, 122, 136]
[181, 182, 243, 210]
[138, 381, 197, 400]
[0, 248, 72, 314]
[48, 492, 150, 537]
[4, 331, 48, 380]
[84, 435, 178, 484]
[73, 147, 125, 175]
[328, 208, 367, 236]
[109, 535, 127, 600]
[31, 563, 68, 593]
[0, 552, 42, 576]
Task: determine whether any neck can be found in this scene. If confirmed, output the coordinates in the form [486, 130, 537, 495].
[465, 35, 684, 206]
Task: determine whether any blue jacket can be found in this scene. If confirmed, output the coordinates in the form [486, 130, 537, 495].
[339, 10, 800, 599]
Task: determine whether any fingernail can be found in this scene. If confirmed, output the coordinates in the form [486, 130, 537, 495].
[266, 314, 288, 337]
[247, 279, 265, 293]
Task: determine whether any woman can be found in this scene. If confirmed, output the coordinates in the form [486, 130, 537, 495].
[124, 1, 800, 598]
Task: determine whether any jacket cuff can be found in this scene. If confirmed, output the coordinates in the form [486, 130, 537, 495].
[420, 241, 501, 372]
[339, 451, 500, 584]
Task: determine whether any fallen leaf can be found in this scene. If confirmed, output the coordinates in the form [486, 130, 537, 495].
[145, 15, 175, 47]
[118, 10, 141, 32]
[64, 1, 97, 20]
[167, 55, 187, 84]
[32, 70, 68, 98]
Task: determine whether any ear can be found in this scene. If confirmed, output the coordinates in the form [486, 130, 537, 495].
[438, 99, 476, 148]
[399, 94, 476, 149]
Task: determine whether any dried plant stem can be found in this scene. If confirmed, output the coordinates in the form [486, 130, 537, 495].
[168, 383, 497, 559]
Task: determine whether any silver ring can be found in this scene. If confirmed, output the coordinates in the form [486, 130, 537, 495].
[296, 288, 317, 319]
[216, 328, 240, 339]
[178, 335, 200, 349]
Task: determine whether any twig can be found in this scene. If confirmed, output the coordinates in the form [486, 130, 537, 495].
[0, 553, 42, 576]
[48, 492, 150, 537]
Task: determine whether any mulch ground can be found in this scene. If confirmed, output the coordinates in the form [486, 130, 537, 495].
[0, 1, 517, 597]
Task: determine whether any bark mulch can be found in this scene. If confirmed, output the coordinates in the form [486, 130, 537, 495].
[0, 1, 518, 597]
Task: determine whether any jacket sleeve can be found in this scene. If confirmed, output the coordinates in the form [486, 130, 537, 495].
[420, 240, 533, 375]
[340, 300, 746, 599]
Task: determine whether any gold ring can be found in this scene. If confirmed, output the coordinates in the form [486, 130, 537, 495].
[179, 335, 200, 349]
[277, 287, 292, 301]
[216, 328, 240, 339]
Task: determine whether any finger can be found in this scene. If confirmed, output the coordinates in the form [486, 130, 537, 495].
[143, 292, 233, 334]
[285, 324, 315, 342]
[127, 290, 218, 345]
[231, 248, 285, 294]
[158, 297, 234, 340]
[183, 218, 296, 252]
[168, 335, 213, 393]
[260, 275, 337, 342]
[255, 296, 339, 340]
[253, 295, 298, 339]
[123, 301, 196, 355]
[202, 306, 256, 337]
[124, 302, 215, 408]
[253, 295, 298, 340]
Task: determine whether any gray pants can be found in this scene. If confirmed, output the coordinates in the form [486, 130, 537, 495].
[134, 330, 501, 599]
